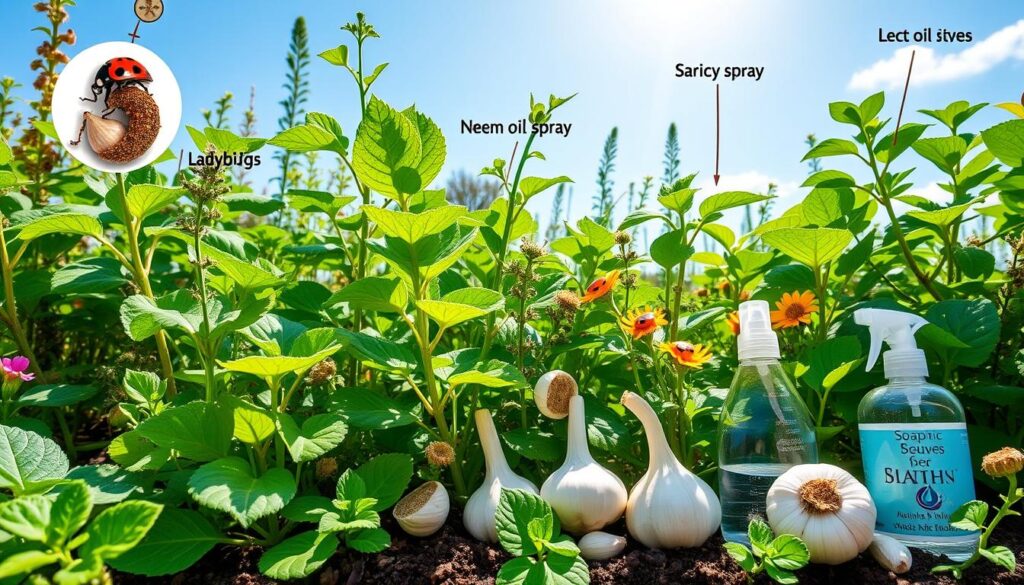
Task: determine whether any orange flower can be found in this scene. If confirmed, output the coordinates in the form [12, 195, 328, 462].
[619, 306, 668, 339]
[771, 291, 818, 329]
[727, 311, 740, 335]
[659, 341, 713, 369]
[581, 270, 620, 303]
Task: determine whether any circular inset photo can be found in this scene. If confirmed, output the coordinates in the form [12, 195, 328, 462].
[134, 0, 165, 23]
[52, 41, 181, 173]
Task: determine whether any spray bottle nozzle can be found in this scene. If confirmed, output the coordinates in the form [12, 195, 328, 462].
[854, 308, 928, 378]
[737, 300, 780, 360]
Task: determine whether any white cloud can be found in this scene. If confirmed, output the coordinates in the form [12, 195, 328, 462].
[848, 20, 1024, 90]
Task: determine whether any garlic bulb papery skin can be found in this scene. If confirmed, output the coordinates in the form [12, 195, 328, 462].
[83, 113, 127, 153]
[869, 533, 912, 574]
[765, 463, 877, 565]
[620, 391, 721, 548]
[534, 370, 578, 419]
[540, 396, 627, 534]
[578, 531, 627, 561]
[393, 481, 449, 537]
[463, 409, 539, 542]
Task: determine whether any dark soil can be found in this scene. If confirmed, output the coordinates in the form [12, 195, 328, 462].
[117, 507, 1023, 585]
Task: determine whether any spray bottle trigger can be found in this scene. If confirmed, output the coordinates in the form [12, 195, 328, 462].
[865, 330, 884, 372]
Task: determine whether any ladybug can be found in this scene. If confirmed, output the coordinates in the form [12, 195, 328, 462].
[81, 57, 153, 110]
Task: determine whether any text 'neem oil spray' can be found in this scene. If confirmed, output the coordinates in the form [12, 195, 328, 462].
[717, 300, 818, 544]
[854, 308, 978, 561]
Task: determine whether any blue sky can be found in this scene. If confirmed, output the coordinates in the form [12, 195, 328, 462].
[2, 0, 1023, 234]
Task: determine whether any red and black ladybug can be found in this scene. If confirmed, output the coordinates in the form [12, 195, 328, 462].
[81, 57, 153, 110]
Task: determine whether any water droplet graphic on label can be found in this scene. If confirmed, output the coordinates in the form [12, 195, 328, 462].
[916, 485, 942, 510]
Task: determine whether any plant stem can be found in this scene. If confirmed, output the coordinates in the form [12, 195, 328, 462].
[944, 475, 1021, 575]
[191, 201, 216, 402]
[0, 223, 42, 378]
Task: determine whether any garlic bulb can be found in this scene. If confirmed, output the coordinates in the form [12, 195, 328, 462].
[540, 396, 627, 534]
[765, 463, 876, 565]
[393, 481, 449, 537]
[80, 113, 127, 153]
[464, 409, 539, 542]
[578, 531, 627, 561]
[869, 533, 912, 574]
[534, 370, 578, 419]
[620, 391, 721, 548]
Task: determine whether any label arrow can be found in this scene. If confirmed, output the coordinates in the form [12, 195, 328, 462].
[714, 83, 721, 186]
[891, 50, 916, 147]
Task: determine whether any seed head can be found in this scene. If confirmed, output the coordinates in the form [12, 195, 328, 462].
[520, 238, 545, 260]
[316, 457, 339, 479]
[307, 358, 337, 385]
[614, 230, 632, 245]
[981, 447, 1024, 478]
[965, 235, 983, 248]
[695, 287, 709, 298]
[426, 441, 455, 467]
[554, 290, 581, 313]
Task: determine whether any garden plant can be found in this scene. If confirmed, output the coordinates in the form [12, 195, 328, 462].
[0, 4, 1022, 584]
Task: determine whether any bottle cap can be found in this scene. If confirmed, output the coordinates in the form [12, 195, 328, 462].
[853, 308, 929, 379]
[737, 300, 780, 360]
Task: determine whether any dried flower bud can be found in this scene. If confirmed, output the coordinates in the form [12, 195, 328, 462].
[61, 29, 76, 44]
[695, 287, 709, 298]
[981, 447, 1024, 478]
[717, 280, 731, 295]
[554, 290, 581, 313]
[426, 441, 455, 467]
[739, 290, 750, 301]
[520, 239, 545, 260]
[614, 230, 632, 245]
[316, 457, 339, 479]
[307, 358, 337, 385]
[965, 235, 983, 248]
[33, 2, 47, 12]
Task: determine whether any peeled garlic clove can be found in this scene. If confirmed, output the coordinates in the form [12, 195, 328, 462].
[620, 391, 721, 549]
[578, 531, 627, 561]
[540, 396, 627, 534]
[534, 370, 578, 419]
[464, 409, 539, 542]
[869, 533, 912, 574]
[765, 463, 877, 565]
[82, 113, 127, 154]
[393, 481, 449, 537]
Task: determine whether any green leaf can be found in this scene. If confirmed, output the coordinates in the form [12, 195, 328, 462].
[950, 499, 988, 531]
[762, 227, 852, 267]
[763, 562, 798, 585]
[768, 534, 810, 570]
[356, 453, 413, 511]
[747, 519, 773, 556]
[802, 169, 856, 189]
[925, 299, 1000, 367]
[978, 545, 1016, 572]
[346, 527, 391, 553]
[700, 223, 736, 249]
[0, 496, 51, 542]
[724, 542, 756, 572]
[803, 138, 860, 160]
[335, 468, 367, 501]
[402, 108, 445, 190]
[15, 384, 97, 408]
[527, 516, 553, 544]
[108, 508, 223, 577]
[218, 345, 339, 379]
[519, 176, 573, 201]
[798, 336, 862, 394]
[335, 329, 417, 373]
[188, 457, 296, 527]
[286, 189, 354, 217]
[544, 534, 579, 558]
[15, 213, 102, 241]
[198, 242, 284, 290]
[63, 464, 140, 505]
[224, 396, 276, 445]
[79, 500, 162, 561]
[912, 136, 967, 174]
[981, 119, 1024, 167]
[220, 193, 284, 216]
[352, 97, 422, 198]
[447, 359, 527, 389]
[125, 184, 184, 220]
[269, 124, 346, 154]
[51, 257, 127, 295]
[801, 188, 850, 226]
[203, 127, 266, 154]
[496, 488, 553, 557]
[875, 122, 930, 164]
[699, 191, 771, 217]
[326, 277, 408, 313]
[318, 45, 348, 66]
[135, 402, 233, 462]
[331, 388, 420, 429]
[543, 553, 590, 585]
[0, 425, 69, 493]
[281, 495, 333, 522]
[119, 291, 203, 340]
[0, 138, 11, 166]
[259, 531, 338, 580]
[859, 92, 885, 122]
[417, 288, 502, 328]
[48, 480, 91, 545]
[0, 549, 60, 580]
[277, 412, 348, 463]
[650, 229, 694, 268]
[122, 369, 164, 404]
[364, 205, 466, 243]
[907, 202, 975, 229]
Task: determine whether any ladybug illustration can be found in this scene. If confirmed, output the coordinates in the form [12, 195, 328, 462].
[81, 57, 153, 111]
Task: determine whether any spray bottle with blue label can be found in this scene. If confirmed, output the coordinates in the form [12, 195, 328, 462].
[854, 308, 978, 561]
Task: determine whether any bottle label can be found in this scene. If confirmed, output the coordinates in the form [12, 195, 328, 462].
[859, 423, 977, 539]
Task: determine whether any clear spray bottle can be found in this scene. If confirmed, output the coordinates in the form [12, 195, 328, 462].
[717, 300, 818, 544]
[854, 308, 978, 561]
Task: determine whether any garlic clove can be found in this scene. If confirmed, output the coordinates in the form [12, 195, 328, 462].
[393, 481, 449, 537]
[869, 533, 912, 574]
[620, 391, 721, 549]
[578, 531, 627, 561]
[533, 370, 578, 419]
[463, 409, 539, 543]
[82, 113, 127, 154]
[540, 396, 627, 534]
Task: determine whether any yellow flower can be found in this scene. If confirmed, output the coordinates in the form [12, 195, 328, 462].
[771, 291, 818, 329]
[727, 311, 740, 336]
[581, 270, 620, 303]
[619, 306, 668, 339]
[659, 341, 713, 369]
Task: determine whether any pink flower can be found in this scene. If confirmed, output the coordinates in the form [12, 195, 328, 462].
[2, 356, 35, 382]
